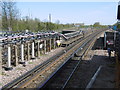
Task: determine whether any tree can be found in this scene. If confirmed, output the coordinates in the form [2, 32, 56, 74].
[93, 22, 100, 27]
[37, 22, 44, 31]
[1, 0, 19, 31]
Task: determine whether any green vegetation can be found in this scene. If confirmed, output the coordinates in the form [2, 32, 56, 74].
[93, 22, 108, 28]
[16, 68, 22, 70]
[28, 62, 34, 64]
[77, 22, 108, 30]
[2, 72, 7, 76]
[0, 72, 2, 75]
[0, 83, 2, 86]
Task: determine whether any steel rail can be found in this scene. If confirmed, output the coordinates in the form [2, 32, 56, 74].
[61, 31, 102, 89]
[38, 33, 96, 88]
[61, 41, 92, 89]
[40, 30, 105, 89]
[17, 31, 98, 88]
[18, 39, 88, 88]
[39, 30, 104, 89]
[39, 37, 90, 89]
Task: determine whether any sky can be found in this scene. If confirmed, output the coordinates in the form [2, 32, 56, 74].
[16, 2, 119, 25]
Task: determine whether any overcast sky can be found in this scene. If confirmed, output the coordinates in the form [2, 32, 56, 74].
[16, 2, 119, 25]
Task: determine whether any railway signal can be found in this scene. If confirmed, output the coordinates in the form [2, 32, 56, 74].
[117, 1, 120, 31]
[117, 1, 120, 20]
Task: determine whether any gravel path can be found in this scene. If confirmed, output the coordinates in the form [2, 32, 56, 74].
[1, 47, 64, 88]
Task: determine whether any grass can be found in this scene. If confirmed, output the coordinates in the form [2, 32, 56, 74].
[0, 72, 2, 75]
[40, 53, 47, 56]
[16, 68, 21, 70]
[1, 72, 7, 76]
[0, 83, 2, 86]
[28, 62, 34, 64]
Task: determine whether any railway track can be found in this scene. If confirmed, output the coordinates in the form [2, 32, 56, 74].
[40, 30, 101, 89]
[2, 29, 105, 89]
